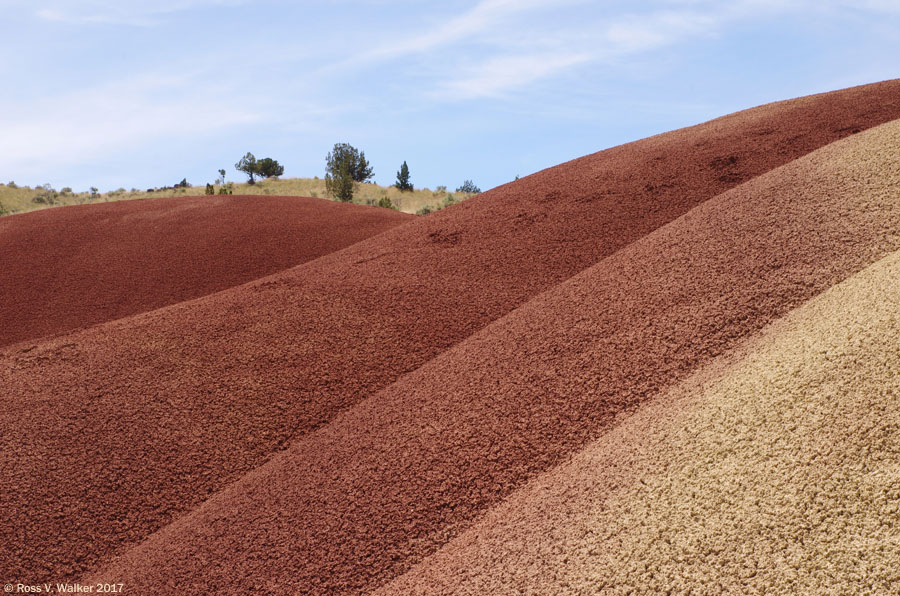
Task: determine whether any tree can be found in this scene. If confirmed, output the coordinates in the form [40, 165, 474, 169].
[456, 180, 481, 194]
[235, 152, 259, 184]
[235, 152, 283, 184]
[257, 157, 284, 179]
[325, 143, 373, 184]
[327, 158, 356, 202]
[394, 160, 413, 192]
[325, 143, 371, 202]
[218, 169, 227, 185]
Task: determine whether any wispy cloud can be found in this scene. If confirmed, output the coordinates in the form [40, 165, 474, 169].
[358, 0, 586, 62]
[603, 10, 718, 53]
[437, 53, 590, 99]
[0, 72, 260, 176]
[431, 5, 722, 100]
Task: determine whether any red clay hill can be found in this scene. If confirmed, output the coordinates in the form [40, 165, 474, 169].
[2, 79, 900, 587]
[0, 194, 412, 348]
[86, 117, 900, 595]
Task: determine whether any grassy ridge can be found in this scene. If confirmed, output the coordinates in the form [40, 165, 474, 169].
[0, 178, 478, 217]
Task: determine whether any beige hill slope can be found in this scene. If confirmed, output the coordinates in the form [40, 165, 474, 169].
[377, 248, 900, 596]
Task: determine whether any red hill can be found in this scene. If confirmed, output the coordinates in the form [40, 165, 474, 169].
[2, 79, 899, 583]
[0, 194, 412, 347]
[91, 118, 900, 595]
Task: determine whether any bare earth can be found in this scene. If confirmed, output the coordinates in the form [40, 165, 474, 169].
[376, 247, 900, 596]
[2, 80, 900, 594]
[0, 194, 412, 348]
[88, 111, 900, 593]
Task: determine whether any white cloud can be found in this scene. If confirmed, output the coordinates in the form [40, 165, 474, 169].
[361, 0, 586, 61]
[433, 6, 721, 100]
[437, 53, 590, 99]
[604, 11, 718, 53]
[0, 72, 260, 176]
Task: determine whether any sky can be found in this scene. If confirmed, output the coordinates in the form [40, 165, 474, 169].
[1, 0, 898, 193]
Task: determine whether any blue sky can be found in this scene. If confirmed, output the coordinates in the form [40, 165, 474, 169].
[1, 0, 899, 193]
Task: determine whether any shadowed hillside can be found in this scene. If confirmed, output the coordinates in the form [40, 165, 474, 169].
[2, 80, 900, 584]
[84, 119, 900, 594]
[0, 195, 413, 347]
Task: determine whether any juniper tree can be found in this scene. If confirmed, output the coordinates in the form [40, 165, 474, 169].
[395, 161, 413, 192]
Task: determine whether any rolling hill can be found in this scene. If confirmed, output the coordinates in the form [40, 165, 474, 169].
[2, 79, 900, 592]
[0, 194, 413, 347]
[83, 114, 900, 595]
[375, 247, 900, 596]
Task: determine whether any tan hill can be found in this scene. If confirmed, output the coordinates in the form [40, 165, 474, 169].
[2, 79, 899, 587]
[375, 247, 900, 596]
[0, 194, 412, 348]
[83, 117, 900, 593]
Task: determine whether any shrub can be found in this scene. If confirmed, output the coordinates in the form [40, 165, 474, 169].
[205, 183, 215, 195]
[442, 194, 457, 209]
[6, 181, 16, 189]
[377, 196, 395, 209]
[416, 205, 433, 215]
[456, 180, 481, 194]
[217, 183, 233, 195]
[60, 187, 73, 194]
[32, 190, 57, 205]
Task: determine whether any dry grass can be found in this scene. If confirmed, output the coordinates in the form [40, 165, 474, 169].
[0, 178, 476, 217]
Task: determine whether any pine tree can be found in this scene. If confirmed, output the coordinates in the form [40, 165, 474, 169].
[394, 160, 413, 191]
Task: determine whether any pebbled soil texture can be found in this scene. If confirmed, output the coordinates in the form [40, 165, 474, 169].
[2, 79, 900, 592]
